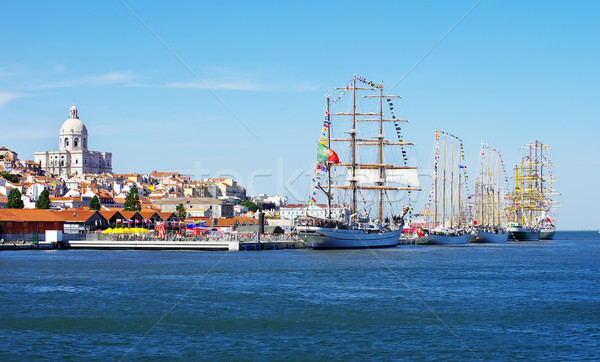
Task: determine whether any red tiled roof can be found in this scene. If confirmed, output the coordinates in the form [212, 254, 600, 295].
[120, 211, 141, 219]
[0, 209, 65, 222]
[52, 210, 105, 223]
[157, 212, 174, 220]
[98, 210, 123, 220]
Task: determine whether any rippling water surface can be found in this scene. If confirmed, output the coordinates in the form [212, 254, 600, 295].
[1, 231, 599, 360]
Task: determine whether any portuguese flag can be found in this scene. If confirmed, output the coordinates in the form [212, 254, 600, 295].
[317, 143, 340, 164]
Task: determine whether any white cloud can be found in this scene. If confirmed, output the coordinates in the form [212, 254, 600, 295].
[89, 71, 134, 85]
[24, 71, 136, 90]
[163, 78, 320, 92]
[165, 80, 266, 91]
[0, 127, 55, 140]
[0, 92, 22, 107]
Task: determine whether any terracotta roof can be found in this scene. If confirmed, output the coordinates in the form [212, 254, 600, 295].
[70, 206, 94, 211]
[215, 218, 235, 227]
[98, 210, 123, 220]
[139, 210, 159, 219]
[0, 209, 65, 222]
[50, 197, 82, 202]
[120, 211, 141, 219]
[157, 212, 175, 220]
[52, 210, 106, 223]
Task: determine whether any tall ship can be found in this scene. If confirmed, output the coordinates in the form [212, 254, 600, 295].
[506, 141, 556, 241]
[416, 131, 471, 245]
[473, 142, 509, 243]
[296, 75, 421, 249]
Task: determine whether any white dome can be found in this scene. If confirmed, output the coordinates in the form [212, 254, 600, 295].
[60, 117, 88, 135]
[60, 105, 88, 135]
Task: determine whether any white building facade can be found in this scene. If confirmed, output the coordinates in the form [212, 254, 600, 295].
[35, 105, 112, 177]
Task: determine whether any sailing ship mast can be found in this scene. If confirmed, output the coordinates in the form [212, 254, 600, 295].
[507, 140, 555, 227]
[442, 137, 446, 227]
[326, 96, 332, 219]
[325, 75, 421, 223]
[428, 131, 468, 230]
[480, 143, 505, 228]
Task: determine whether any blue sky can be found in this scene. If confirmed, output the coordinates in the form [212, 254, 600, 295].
[1, 1, 598, 229]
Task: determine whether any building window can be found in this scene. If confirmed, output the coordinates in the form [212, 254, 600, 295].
[61, 160, 64, 166]
[65, 138, 69, 147]
[75, 159, 78, 164]
[74, 138, 79, 148]
[83, 138, 87, 148]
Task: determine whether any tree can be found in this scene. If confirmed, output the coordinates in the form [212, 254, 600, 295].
[35, 189, 51, 209]
[1, 171, 19, 183]
[123, 185, 141, 211]
[7, 188, 24, 209]
[175, 203, 187, 219]
[241, 199, 259, 213]
[89, 195, 101, 211]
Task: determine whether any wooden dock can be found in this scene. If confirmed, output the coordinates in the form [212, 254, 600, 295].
[66, 239, 307, 251]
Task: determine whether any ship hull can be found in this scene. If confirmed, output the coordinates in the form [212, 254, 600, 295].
[416, 233, 470, 245]
[474, 230, 509, 243]
[540, 226, 555, 240]
[297, 226, 401, 249]
[508, 228, 540, 241]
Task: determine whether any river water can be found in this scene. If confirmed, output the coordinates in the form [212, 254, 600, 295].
[1, 231, 599, 360]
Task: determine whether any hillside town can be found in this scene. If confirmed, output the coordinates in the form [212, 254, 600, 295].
[0, 105, 327, 244]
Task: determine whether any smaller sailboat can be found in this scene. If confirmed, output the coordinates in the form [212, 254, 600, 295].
[473, 142, 508, 243]
[416, 131, 471, 245]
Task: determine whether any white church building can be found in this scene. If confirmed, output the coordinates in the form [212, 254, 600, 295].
[35, 105, 112, 177]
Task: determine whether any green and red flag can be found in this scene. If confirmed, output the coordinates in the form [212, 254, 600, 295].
[317, 143, 340, 164]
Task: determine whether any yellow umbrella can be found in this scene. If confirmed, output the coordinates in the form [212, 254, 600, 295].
[102, 227, 114, 234]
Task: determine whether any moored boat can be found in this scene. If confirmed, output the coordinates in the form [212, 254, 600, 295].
[539, 225, 555, 240]
[299, 224, 402, 249]
[538, 214, 556, 240]
[475, 229, 509, 243]
[472, 142, 509, 243]
[507, 223, 540, 241]
[417, 131, 471, 245]
[297, 75, 421, 249]
[416, 227, 471, 245]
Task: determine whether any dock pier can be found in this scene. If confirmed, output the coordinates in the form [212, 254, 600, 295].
[65, 239, 306, 251]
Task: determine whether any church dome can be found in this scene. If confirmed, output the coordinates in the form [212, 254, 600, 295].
[59, 105, 88, 135]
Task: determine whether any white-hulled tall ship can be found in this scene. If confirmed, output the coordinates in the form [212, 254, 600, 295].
[506, 141, 557, 241]
[474, 141, 509, 243]
[416, 131, 471, 245]
[296, 75, 421, 249]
